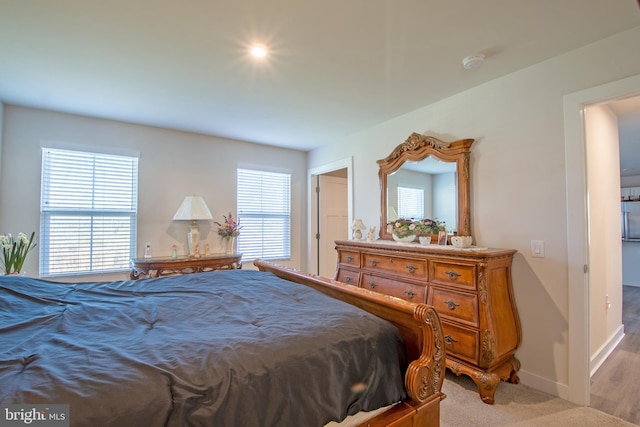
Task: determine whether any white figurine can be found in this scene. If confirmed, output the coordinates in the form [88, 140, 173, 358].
[144, 243, 152, 258]
[366, 226, 376, 242]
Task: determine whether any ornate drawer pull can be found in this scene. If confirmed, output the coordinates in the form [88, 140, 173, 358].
[370, 259, 378, 266]
[444, 299, 460, 310]
[445, 270, 461, 280]
[405, 290, 416, 299]
[368, 281, 377, 289]
[444, 335, 458, 345]
[343, 275, 352, 283]
[346, 255, 353, 262]
[406, 264, 417, 273]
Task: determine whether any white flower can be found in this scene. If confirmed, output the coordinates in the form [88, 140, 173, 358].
[1, 231, 36, 274]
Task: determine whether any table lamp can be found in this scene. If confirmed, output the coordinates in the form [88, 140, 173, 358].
[173, 196, 213, 256]
[352, 219, 366, 240]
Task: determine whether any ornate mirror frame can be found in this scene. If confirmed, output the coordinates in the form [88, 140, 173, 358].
[377, 133, 475, 240]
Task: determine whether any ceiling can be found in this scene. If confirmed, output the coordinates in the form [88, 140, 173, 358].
[1, 1, 639, 152]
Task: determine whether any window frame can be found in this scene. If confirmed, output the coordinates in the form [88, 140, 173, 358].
[397, 185, 425, 220]
[39, 147, 139, 277]
[236, 167, 291, 261]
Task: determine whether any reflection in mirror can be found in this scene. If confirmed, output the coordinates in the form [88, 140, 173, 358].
[377, 133, 474, 240]
[386, 157, 457, 231]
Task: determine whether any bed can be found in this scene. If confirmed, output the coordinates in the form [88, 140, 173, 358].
[0, 260, 445, 427]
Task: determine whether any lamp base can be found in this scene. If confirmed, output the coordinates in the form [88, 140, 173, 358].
[188, 221, 200, 256]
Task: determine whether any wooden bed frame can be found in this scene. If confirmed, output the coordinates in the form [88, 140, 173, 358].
[254, 260, 446, 427]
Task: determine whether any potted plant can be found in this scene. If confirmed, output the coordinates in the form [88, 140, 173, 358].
[215, 213, 242, 254]
[414, 219, 446, 245]
[1, 231, 36, 275]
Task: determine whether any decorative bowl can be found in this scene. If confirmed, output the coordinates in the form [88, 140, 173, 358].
[419, 236, 431, 245]
[451, 235, 473, 248]
[392, 234, 416, 243]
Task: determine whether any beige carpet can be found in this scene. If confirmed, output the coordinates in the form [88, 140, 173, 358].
[441, 372, 637, 426]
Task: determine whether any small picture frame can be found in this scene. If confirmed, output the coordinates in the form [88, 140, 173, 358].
[438, 231, 447, 245]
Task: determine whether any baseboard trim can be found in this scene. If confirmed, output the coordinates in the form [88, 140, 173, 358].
[516, 324, 626, 404]
[517, 369, 570, 400]
[590, 325, 625, 376]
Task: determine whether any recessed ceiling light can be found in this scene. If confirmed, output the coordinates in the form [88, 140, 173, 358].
[250, 45, 268, 58]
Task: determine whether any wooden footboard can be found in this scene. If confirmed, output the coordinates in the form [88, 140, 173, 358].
[254, 260, 445, 427]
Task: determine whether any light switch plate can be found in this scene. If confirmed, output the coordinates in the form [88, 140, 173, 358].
[531, 240, 545, 258]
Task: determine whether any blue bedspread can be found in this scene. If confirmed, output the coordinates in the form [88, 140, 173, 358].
[0, 269, 407, 426]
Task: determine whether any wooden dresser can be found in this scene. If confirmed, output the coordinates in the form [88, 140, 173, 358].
[334, 239, 521, 404]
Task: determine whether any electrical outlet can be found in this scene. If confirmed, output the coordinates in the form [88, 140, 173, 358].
[606, 294, 611, 310]
[531, 240, 545, 258]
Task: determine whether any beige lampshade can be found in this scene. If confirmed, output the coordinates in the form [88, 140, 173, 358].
[352, 219, 366, 230]
[173, 196, 213, 221]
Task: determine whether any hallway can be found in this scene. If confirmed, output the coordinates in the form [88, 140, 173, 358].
[590, 285, 640, 425]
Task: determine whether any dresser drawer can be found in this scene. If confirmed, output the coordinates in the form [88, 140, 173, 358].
[338, 250, 360, 268]
[442, 322, 478, 364]
[335, 267, 360, 286]
[429, 287, 479, 327]
[361, 273, 426, 303]
[429, 260, 476, 290]
[362, 253, 427, 280]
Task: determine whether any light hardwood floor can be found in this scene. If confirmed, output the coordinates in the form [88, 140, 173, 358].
[590, 285, 640, 425]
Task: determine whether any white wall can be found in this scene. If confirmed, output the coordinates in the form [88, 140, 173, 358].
[0, 106, 307, 281]
[308, 26, 640, 400]
[584, 104, 623, 366]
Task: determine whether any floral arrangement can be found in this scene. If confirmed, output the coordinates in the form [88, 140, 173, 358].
[1, 231, 36, 275]
[413, 218, 446, 236]
[387, 218, 446, 238]
[215, 213, 242, 238]
[387, 219, 416, 238]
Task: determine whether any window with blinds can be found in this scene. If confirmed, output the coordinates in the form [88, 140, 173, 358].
[397, 186, 424, 219]
[237, 168, 291, 261]
[40, 148, 139, 276]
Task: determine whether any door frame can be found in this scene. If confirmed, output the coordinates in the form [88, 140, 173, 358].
[564, 73, 640, 405]
[308, 157, 353, 275]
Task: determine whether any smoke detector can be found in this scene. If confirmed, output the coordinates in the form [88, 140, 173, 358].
[462, 54, 485, 69]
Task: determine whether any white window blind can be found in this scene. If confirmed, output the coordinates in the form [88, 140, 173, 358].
[397, 186, 424, 219]
[40, 148, 138, 276]
[237, 168, 291, 261]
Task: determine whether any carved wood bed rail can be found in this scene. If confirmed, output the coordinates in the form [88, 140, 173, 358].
[254, 260, 446, 427]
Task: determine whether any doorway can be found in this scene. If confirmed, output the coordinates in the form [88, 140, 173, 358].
[316, 172, 348, 277]
[586, 96, 640, 424]
[308, 158, 353, 277]
[564, 74, 640, 406]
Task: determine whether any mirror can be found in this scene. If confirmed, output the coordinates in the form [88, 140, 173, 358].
[378, 133, 474, 240]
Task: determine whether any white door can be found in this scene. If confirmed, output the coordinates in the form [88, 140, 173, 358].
[318, 174, 348, 278]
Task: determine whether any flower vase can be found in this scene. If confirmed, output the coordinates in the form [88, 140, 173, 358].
[225, 236, 236, 254]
